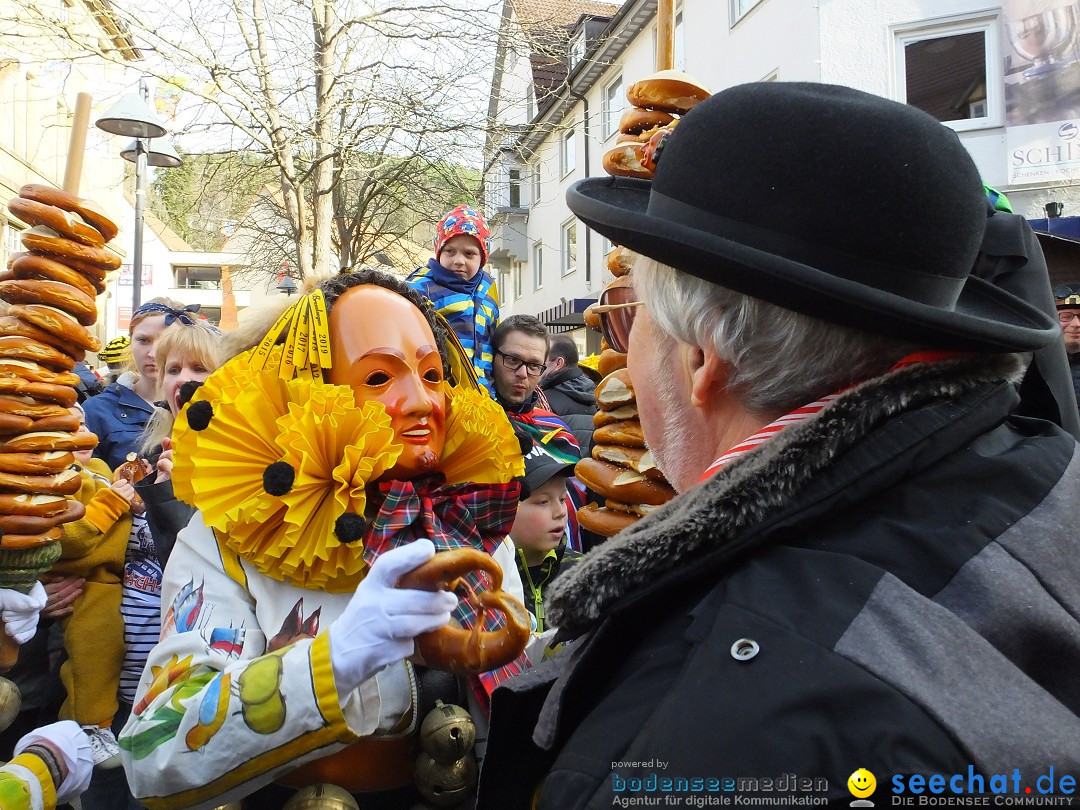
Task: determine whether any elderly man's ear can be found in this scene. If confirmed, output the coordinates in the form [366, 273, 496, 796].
[688, 345, 731, 410]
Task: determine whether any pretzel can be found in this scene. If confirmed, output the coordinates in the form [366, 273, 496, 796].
[0, 316, 84, 362]
[0, 335, 78, 372]
[397, 547, 530, 674]
[0, 451, 74, 474]
[0, 396, 72, 420]
[7, 305, 100, 353]
[0, 280, 97, 326]
[7, 197, 105, 247]
[0, 431, 97, 453]
[0, 468, 82, 496]
[0, 358, 82, 387]
[113, 453, 149, 510]
[21, 227, 121, 272]
[11, 253, 103, 299]
[17, 184, 119, 242]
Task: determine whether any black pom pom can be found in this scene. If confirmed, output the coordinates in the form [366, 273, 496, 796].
[513, 475, 530, 502]
[178, 380, 204, 410]
[186, 400, 214, 431]
[511, 422, 533, 456]
[263, 461, 295, 496]
[334, 512, 366, 544]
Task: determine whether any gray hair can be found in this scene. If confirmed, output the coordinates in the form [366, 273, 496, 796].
[632, 256, 925, 415]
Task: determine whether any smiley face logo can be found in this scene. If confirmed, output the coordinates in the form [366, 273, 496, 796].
[848, 768, 877, 798]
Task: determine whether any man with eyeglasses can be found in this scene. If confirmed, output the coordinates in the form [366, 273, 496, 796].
[491, 315, 584, 551]
[1057, 284, 1080, 409]
[478, 84, 1080, 809]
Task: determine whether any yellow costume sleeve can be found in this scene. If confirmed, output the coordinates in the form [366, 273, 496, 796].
[0, 751, 58, 810]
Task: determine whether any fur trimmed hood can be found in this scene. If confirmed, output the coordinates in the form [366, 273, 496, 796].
[548, 353, 1028, 634]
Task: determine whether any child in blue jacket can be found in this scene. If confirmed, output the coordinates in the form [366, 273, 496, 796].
[407, 205, 499, 391]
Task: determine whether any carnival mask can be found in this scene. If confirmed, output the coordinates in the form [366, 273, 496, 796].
[327, 285, 447, 481]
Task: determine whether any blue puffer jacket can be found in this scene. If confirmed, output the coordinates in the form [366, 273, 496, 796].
[407, 258, 499, 391]
[82, 378, 157, 470]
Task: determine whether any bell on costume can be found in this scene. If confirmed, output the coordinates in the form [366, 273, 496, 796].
[414, 751, 478, 807]
[420, 700, 476, 764]
[0, 676, 21, 732]
[280, 782, 360, 810]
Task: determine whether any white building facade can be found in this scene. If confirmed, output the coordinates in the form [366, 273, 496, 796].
[485, 0, 1080, 350]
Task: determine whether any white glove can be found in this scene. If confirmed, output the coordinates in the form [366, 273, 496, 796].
[0, 582, 47, 644]
[328, 538, 458, 695]
[14, 720, 94, 804]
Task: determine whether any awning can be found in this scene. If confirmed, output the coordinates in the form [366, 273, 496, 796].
[1029, 216, 1080, 241]
[537, 297, 597, 333]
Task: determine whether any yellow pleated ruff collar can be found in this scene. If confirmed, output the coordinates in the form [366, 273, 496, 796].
[171, 289, 523, 592]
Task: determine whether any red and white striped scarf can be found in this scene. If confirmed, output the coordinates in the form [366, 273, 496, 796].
[697, 393, 841, 482]
[697, 351, 969, 483]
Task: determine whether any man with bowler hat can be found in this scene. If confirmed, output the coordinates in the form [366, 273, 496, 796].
[477, 83, 1080, 808]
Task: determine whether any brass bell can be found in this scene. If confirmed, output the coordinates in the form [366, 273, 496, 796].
[280, 782, 359, 810]
[419, 701, 475, 764]
[0, 677, 22, 734]
[414, 751, 478, 807]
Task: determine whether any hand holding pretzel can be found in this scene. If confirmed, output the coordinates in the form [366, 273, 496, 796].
[397, 546, 531, 675]
[327, 539, 458, 695]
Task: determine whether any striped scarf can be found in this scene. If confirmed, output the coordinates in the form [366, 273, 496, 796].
[698, 352, 970, 482]
[363, 475, 528, 706]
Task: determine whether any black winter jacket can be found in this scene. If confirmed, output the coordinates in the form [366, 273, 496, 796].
[541, 367, 597, 453]
[478, 354, 1080, 809]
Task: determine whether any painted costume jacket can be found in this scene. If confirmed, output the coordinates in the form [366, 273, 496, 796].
[0, 751, 62, 810]
[478, 355, 1080, 809]
[119, 515, 523, 810]
[406, 259, 499, 391]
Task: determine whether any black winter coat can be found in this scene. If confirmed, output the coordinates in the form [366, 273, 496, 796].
[478, 354, 1080, 809]
[541, 367, 597, 454]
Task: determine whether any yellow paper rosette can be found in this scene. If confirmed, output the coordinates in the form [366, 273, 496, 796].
[266, 386, 400, 589]
[172, 347, 404, 591]
[172, 348, 293, 530]
[440, 385, 525, 485]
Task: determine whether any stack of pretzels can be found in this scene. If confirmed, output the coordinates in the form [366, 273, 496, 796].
[602, 69, 710, 180]
[577, 279, 676, 538]
[0, 185, 118, 544]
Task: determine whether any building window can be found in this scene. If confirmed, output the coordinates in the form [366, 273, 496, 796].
[561, 126, 576, 178]
[653, 11, 685, 70]
[514, 261, 523, 299]
[2, 221, 22, 267]
[562, 221, 577, 276]
[174, 266, 223, 290]
[603, 75, 625, 141]
[533, 242, 543, 290]
[570, 32, 586, 71]
[526, 83, 535, 120]
[893, 14, 1002, 130]
[531, 163, 541, 207]
[508, 168, 521, 209]
[730, 0, 762, 24]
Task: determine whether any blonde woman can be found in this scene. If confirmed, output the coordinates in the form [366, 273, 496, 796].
[82, 298, 187, 469]
[137, 320, 224, 567]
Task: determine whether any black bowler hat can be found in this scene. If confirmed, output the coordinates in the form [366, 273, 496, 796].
[567, 82, 1058, 352]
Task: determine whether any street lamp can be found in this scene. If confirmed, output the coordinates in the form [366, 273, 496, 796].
[95, 78, 183, 314]
[277, 275, 298, 296]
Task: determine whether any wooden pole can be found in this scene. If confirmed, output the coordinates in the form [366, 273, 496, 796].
[656, 0, 675, 71]
[63, 92, 93, 195]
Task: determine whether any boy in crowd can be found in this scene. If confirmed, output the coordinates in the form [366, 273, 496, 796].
[511, 440, 581, 659]
[407, 204, 500, 391]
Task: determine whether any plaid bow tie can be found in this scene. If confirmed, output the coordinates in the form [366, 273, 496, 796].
[364, 475, 527, 702]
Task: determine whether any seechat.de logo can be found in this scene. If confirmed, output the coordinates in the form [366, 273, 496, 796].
[849, 768, 877, 807]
